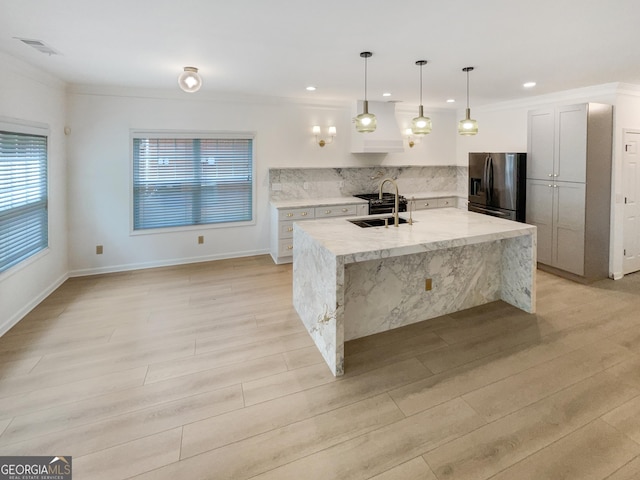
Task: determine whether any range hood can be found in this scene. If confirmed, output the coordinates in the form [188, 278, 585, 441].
[350, 100, 404, 153]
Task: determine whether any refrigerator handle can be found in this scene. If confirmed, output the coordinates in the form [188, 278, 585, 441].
[483, 156, 489, 203]
[488, 156, 494, 203]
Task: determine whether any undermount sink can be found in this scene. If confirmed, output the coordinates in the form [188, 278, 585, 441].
[348, 216, 410, 228]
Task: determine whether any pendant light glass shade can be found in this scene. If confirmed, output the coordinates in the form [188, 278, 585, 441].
[355, 52, 376, 133]
[458, 66, 478, 135]
[356, 100, 377, 133]
[412, 106, 432, 135]
[458, 108, 478, 135]
[412, 60, 432, 135]
[178, 67, 202, 93]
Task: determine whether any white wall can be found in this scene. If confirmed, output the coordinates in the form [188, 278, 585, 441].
[608, 85, 640, 278]
[66, 87, 456, 275]
[453, 83, 631, 278]
[455, 84, 619, 166]
[0, 53, 68, 334]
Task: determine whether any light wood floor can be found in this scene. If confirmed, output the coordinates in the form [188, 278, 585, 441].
[2, 255, 640, 479]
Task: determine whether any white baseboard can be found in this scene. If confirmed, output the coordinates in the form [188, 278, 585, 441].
[0, 272, 69, 337]
[68, 248, 270, 277]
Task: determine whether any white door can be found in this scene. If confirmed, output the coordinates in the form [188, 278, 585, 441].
[623, 130, 640, 275]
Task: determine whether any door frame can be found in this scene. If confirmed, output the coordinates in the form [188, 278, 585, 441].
[622, 129, 640, 276]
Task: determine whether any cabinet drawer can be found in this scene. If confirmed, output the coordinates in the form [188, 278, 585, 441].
[278, 208, 314, 221]
[314, 205, 358, 218]
[279, 221, 295, 239]
[278, 238, 295, 257]
[414, 199, 438, 210]
[437, 197, 455, 208]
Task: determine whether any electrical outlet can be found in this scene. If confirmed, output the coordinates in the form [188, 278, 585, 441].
[198, 235, 204, 244]
[96, 245, 103, 255]
[425, 278, 432, 291]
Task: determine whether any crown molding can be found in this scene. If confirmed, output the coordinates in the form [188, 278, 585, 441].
[470, 83, 621, 113]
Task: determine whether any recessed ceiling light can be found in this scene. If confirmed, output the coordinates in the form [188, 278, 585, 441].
[446, 98, 456, 103]
[382, 92, 392, 97]
[306, 86, 317, 91]
[523, 82, 536, 88]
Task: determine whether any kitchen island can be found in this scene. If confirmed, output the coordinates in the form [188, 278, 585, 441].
[293, 208, 537, 376]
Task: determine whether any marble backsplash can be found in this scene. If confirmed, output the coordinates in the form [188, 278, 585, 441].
[270, 166, 468, 200]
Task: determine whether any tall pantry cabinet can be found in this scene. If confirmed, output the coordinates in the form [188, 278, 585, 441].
[526, 103, 613, 281]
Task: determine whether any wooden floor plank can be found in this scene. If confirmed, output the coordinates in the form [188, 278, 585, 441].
[489, 419, 640, 480]
[0, 256, 639, 479]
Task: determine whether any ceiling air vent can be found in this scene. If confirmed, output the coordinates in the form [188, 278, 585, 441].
[14, 38, 60, 56]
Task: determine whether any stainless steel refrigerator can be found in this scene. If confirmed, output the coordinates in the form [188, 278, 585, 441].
[468, 152, 527, 222]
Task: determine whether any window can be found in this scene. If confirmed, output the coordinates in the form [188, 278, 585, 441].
[132, 133, 254, 231]
[0, 125, 48, 274]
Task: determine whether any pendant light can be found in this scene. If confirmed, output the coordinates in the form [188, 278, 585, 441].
[412, 60, 432, 135]
[355, 52, 376, 133]
[178, 67, 202, 93]
[458, 66, 478, 135]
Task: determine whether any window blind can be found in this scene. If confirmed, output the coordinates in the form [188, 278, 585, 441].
[0, 130, 48, 273]
[132, 136, 253, 230]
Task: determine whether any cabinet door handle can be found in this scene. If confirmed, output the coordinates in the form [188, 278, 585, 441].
[301, 212, 308, 216]
[553, 174, 558, 177]
[342, 208, 348, 212]
[424, 202, 430, 207]
[553, 185, 558, 188]
[548, 174, 553, 177]
[548, 184, 553, 187]
[286, 213, 294, 217]
[287, 227, 293, 232]
[325, 210, 332, 214]
[286, 245, 294, 250]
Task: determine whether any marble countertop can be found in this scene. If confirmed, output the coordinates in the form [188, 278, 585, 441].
[294, 208, 536, 264]
[271, 191, 464, 209]
[403, 190, 462, 199]
[270, 197, 368, 209]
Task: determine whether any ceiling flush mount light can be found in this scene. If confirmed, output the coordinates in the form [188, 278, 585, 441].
[306, 86, 317, 91]
[412, 60, 432, 135]
[312, 125, 336, 147]
[523, 81, 537, 88]
[458, 66, 478, 136]
[178, 67, 202, 93]
[355, 52, 376, 133]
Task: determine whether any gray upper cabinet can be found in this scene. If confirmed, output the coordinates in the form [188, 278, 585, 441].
[556, 104, 588, 183]
[526, 102, 613, 281]
[527, 109, 555, 181]
[528, 104, 588, 183]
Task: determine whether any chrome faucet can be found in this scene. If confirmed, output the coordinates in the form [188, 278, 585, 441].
[379, 177, 400, 227]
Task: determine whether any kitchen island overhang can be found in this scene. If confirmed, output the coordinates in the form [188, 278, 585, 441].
[293, 208, 537, 376]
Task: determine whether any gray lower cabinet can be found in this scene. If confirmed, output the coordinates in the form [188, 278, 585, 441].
[412, 196, 456, 210]
[527, 180, 585, 275]
[270, 203, 367, 264]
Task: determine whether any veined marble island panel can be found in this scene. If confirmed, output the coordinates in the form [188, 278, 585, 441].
[293, 209, 536, 376]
